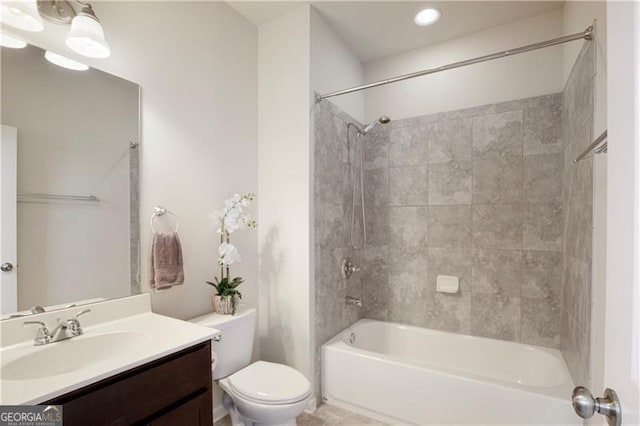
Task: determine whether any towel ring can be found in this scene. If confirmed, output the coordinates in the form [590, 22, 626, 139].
[151, 206, 179, 234]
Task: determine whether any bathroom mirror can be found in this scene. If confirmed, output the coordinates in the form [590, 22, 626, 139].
[1, 43, 140, 318]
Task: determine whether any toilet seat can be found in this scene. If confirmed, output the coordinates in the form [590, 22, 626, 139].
[227, 361, 311, 405]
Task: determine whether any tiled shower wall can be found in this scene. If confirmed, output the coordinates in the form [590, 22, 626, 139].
[561, 42, 595, 385]
[313, 43, 595, 391]
[360, 93, 565, 348]
[313, 100, 362, 398]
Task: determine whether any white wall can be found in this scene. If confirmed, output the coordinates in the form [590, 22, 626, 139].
[3, 1, 260, 322]
[258, 5, 313, 384]
[310, 7, 364, 123]
[604, 2, 640, 423]
[1, 44, 136, 310]
[363, 9, 565, 122]
[256, 7, 366, 404]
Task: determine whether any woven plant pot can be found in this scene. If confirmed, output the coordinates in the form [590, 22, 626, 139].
[213, 295, 237, 315]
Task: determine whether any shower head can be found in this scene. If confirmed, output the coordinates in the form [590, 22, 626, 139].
[362, 115, 391, 134]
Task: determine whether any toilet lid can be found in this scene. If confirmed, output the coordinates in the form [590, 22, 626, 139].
[228, 361, 311, 405]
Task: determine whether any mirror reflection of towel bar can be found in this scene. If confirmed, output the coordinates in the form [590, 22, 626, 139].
[17, 193, 100, 203]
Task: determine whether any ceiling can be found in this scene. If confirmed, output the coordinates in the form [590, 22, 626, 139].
[228, 1, 309, 27]
[227, 1, 564, 63]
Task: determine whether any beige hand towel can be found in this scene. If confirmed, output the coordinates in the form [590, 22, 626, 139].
[150, 232, 184, 289]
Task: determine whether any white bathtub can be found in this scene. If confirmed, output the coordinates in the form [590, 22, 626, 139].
[322, 319, 579, 425]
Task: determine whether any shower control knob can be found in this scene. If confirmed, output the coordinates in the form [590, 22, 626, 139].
[341, 259, 360, 279]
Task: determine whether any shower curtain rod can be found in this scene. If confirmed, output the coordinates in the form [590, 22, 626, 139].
[315, 26, 593, 102]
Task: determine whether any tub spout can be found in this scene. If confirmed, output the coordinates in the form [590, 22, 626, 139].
[346, 296, 362, 307]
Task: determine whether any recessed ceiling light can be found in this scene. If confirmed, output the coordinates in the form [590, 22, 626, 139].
[0, 32, 27, 49]
[414, 8, 441, 26]
[44, 50, 89, 71]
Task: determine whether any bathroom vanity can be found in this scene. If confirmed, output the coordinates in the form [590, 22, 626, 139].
[0, 295, 220, 426]
[46, 342, 212, 425]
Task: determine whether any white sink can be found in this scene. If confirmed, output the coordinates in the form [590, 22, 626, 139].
[0, 295, 220, 405]
[2, 331, 151, 381]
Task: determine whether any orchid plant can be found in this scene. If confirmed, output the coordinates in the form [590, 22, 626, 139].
[206, 193, 256, 314]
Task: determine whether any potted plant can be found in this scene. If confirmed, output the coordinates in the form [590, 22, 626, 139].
[207, 276, 244, 315]
[206, 193, 256, 315]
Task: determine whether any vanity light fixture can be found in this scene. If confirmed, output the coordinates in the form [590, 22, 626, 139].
[1, 0, 110, 58]
[414, 8, 441, 26]
[65, 2, 109, 58]
[44, 49, 89, 70]
[0, 31, 27, 48]
[0, 0, 44, 32]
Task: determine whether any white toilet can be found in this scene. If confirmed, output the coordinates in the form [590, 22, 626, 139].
[189, 306, 312, 426]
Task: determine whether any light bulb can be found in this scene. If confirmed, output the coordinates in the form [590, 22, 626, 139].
[44, 50, 89, 71]
[65, 12, 110, 58]
[0, 0, 44, 32]
[0, 31, 27, 48]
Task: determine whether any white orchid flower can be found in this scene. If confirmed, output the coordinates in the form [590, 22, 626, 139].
[226, 206, 243, 220]
[224, 216, 240, 234]
[224, 194, 241, 208]
[218, 242, 242, 266]
[215, 193, 256, 235]
[223, 209, 248, 234]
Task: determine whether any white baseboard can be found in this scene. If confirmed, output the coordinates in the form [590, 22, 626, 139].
[214, 403, 228, 423]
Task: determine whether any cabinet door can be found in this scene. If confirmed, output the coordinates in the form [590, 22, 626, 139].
[146, 392, 212, 426]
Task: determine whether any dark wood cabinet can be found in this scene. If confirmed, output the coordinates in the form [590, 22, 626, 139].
[146, 392, 212, 426]
[46, 341, 213, 426]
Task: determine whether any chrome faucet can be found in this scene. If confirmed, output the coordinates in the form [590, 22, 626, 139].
[8, 305, 46, 319]
[23, 309, 91, 346]
[22, 320, 52, 345]
[30, 305, 45, 314]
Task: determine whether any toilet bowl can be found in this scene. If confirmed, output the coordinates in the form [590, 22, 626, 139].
[189, 307, 312, 426]
[219, 361, 311, 426]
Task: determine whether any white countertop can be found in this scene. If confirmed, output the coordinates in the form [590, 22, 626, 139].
[0, 295, 220, 405]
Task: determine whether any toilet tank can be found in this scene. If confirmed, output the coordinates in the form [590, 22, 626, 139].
[189, 305, 256, 380]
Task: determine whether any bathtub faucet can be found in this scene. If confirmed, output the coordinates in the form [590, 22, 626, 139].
[345, 297, 362, 307]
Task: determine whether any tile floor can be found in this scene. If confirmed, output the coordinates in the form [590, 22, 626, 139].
[214, 404, 389, 426]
